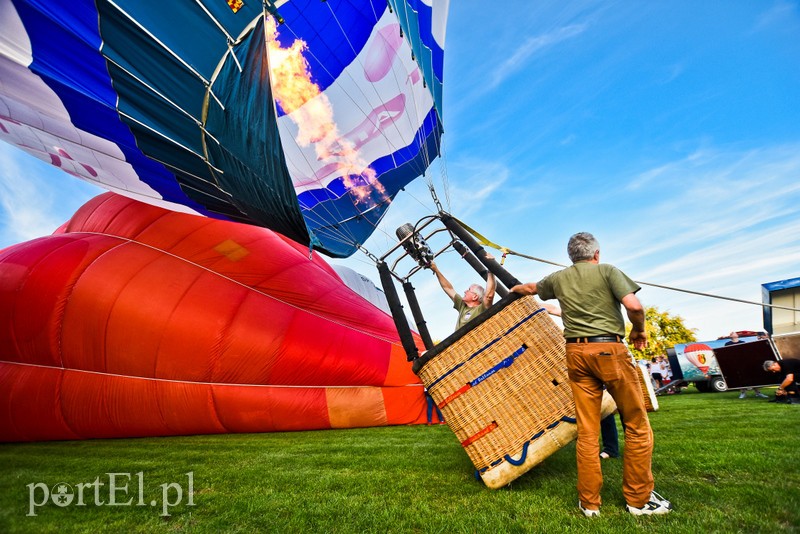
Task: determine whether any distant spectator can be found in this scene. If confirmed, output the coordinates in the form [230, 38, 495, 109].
[726, 333, 768, 399]
[657, 356, 670, 384]
[724, 332, 745, 346]
[600, 413, 619, 460]
[425, 390, 445, 425]
[650, 357, 663, 389]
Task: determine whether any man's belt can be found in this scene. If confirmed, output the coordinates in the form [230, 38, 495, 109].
[565, 335, 623, 344]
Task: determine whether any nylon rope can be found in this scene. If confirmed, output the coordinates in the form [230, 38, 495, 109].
[451, 217, 800, 314]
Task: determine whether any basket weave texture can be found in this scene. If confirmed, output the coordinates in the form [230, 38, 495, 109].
[637, 362, 659, 412]
[418, 296, 575, 473]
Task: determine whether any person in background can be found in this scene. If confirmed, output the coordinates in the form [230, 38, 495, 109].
[600, 413, 620, 460]
[725, 332, 768, 399]
[657, 356, 670, 384]
[510, 232, 671, 517]
[763, 359, 800, 403]
[425, 389, 445, 425]
[429, 255, 496, 331]
[650, 357, 663, 389]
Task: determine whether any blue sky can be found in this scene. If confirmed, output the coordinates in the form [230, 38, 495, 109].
[1, 1, 799, 342]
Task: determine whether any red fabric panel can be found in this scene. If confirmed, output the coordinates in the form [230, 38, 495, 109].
[270, 311, 389, 386]
[214, 292, 295, 384]
[0, 193, 427, 442]
[383, 343, 424, 387]
[0, 363, 78, 441]
[211, 385, 331, 433]
[0, 234, 111, 366]
[0, 365, 426, 442]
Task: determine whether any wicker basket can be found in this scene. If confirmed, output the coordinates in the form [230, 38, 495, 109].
[637, 362, 659, 412]
[416, 295, 618, 488]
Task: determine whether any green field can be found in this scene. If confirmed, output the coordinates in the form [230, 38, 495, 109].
[1, 388, 798, 533]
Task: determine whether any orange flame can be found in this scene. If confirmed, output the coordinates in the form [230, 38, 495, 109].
[265, 17, 384, 202]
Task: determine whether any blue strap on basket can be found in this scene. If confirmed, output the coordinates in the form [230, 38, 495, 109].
[428, 309, 544, 393]
[471, 345, 527, 387]
[474, 416, 580, 478]
[439, 345, 528, 409]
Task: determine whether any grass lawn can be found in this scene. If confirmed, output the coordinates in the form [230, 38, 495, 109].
[1, 387, 798, 533]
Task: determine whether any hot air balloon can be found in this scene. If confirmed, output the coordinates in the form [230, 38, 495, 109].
[0, 193, 427, 442]
[683, 343, 714, 376]
[0, 0, 447, 258]
[0, 1, 616, 491]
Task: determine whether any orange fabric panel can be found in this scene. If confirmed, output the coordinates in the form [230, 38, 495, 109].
[325, 387, 387, 428]
[383, 343, 424, 386]
[382, 385, 428, 426]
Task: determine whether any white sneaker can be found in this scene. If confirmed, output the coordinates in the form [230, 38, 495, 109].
[739, 391, 747, 399]
[626, 491, 673, 516]
[578, 501, 600, 517]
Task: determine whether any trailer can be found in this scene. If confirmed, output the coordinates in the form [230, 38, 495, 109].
[667, 332, 781, 393]
[665, 277, 800, 393]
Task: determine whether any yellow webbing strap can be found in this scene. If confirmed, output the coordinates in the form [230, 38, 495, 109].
[451, 216, 511, 264]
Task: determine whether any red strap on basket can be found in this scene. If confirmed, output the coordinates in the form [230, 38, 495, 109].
[461, 421, 498, 447]
[438, 383, 471, 409]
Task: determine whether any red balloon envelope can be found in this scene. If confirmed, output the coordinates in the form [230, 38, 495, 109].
[0, 193, 426, 442]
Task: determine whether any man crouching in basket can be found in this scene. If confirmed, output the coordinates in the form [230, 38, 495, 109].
[510, 232, 672, 517]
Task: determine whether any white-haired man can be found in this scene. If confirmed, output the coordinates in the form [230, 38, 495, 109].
[764, 359, 800, 402]
[510, 232, 671, 517]
[429, 258, 496, 331]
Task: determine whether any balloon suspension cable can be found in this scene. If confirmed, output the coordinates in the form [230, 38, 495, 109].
[358, 245, 382, 266]
[428, 182, 444, 213]
[449, 221, 800, 314]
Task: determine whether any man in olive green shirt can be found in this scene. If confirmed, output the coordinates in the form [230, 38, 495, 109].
[510, 232, 671, 517]
[430, 258, 496, 331]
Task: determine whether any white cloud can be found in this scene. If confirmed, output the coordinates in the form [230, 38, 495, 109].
[489, 24, 588, 90]
[0, 145, 63, 242]
[0, 143, 99, 247]
[752, 0, 799, 33]
[434, 158, 509, 219]
[612, 143, 800, 338]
